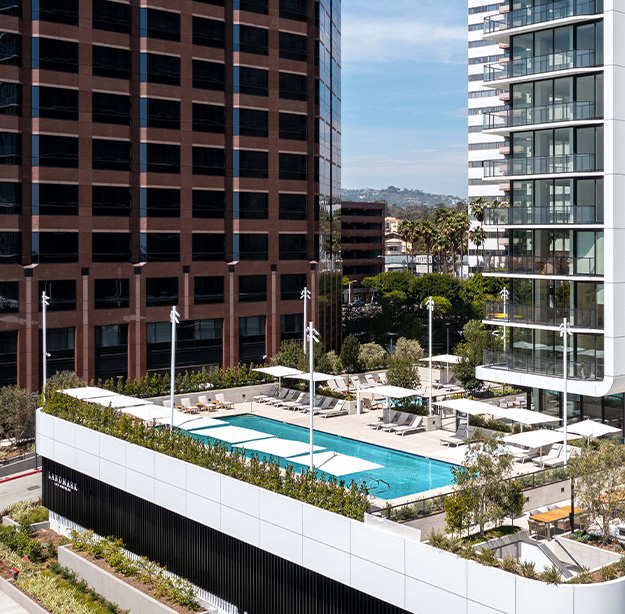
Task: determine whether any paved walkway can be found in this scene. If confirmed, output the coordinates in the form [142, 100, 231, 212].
[0, 591, 28, 614]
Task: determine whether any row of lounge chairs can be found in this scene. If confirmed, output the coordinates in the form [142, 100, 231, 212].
[252, 387, 348, 418]
[326, 372, 387, 392]
[367, 411, 425, 436]
[166, 393, 235, 413]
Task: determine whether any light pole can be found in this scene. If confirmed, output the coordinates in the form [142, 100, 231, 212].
[559, 317, 572, 466]
[169, 306, 180, 430]
[41, 292, 50, 403]
[500, 286, 509, 352]
[347, 280, 355, 304]
[307, 321, 320, 469]
[389, 332, 397, 355]
[300, 286, 311, 353]
[445, 322, 451, 379]
[426, 296, 435, 416]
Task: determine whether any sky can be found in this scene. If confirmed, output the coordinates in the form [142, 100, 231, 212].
[341, 0, 468, 197]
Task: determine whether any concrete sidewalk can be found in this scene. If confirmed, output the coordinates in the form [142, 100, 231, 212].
[0, 592, 28, 614]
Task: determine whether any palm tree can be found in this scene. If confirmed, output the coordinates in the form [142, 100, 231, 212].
[469, 226, 487, 269]
[419, 219, 436, 274]
[432, 231, 450, 273]
[397, 219, 419, 273]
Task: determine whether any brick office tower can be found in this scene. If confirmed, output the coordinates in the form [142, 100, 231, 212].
[0, 0, 342, 390]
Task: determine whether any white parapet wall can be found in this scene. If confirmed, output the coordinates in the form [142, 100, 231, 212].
[36, 409, 625, 614]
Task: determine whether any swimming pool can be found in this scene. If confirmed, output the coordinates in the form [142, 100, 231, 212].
[188, 414, 455, 500]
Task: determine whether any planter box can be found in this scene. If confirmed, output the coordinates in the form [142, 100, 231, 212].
[1, 517, 50, 532]
[0, 578, 48, 614]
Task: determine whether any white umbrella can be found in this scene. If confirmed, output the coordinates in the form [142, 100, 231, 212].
[291, 372, 337, 383]
[502, 429, 566, 467]
[253, 366, 303, 392]
[363, 385, 419, 418]
[557, 419, 620, 442]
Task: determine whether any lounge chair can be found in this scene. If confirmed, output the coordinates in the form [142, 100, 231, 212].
[542, 447, 568, 468]
[283, 394, 309, 411]
[266, 389, 292, 406]
[394, 415, 425, 436]
[368, 411, 398, 430]
[196, 395, 217, 411]
[318, 400, 347, 418]
[364, 374, 378, 388]
[303, 396, 333, 413]
[277, 392, 305, 409]
[381, 413, 410, 432]
[377, 372, 387, 384]
[215, 393, 234, 410]
[531, 444, 561, 467]
[440, 424, 469, 447]
[333, 378, 348, 392]
[253, 386, 277, 403]
[506, 444, 541, 463]
[361, 398, 382, 412]
[177, 398, 196, 413]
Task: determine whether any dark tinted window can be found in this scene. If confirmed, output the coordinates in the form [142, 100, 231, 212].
[281, 313, 303, 339]
[37, 135, 78, 168]
[193, 16, 225, 48]
[33, 232, 77, 263]
[0, 33, 20, 67]
[192, 147, 225, 176]
[239, 234, 268, 261]
[37, 184, 79, 216]
[38, 280, 76, 312]
[237, 0, 268, 15]
[39, 38, 76, 72]
[92, 233, 131, 262]
[0, 183, 21, 214]
[280, 0, 307, 22]
[146, 277, 178, 307]
[144, 8, 180, 41]
[236, 25, 268, 55]
[142, 233, 180, 262]
[95, 324, 128, 380]
[279, 112, 307, 140]
[239, 275, 267, 302]
[144, 188, 180, 218]
[193, 60, 225, 91]
[144, 98, 180, 130]
[239, 316, 265, 363]
[143, 143, 180, 174]
[237, 108, 268, 137]
[93, 0, 131, 34]
[279, 234, 306, 260]
[192, 103, 225, 133]
[237, 67, 268, 96]
[279, 72, 307, 101]
[38, 86, 78, 121]
[145, 53, 180, 86]
[0, 1, 20, 17]
[194, 0, 224, 5]
[92, 92, 130, 125]
[93, 45, 130, 80]
[37, 0, 79, 25]
[193, 191, 225, 218]
[0, 232, 20, 263]
[92, 139, 131, 171]
[0, 132, 20, 165]
[94, 278, 130, 309]
[92, 186, 131, 216]
[194, 276, 224, 305]
[0, 281, 18, 313]
[236, 150, 268, 178]
[192, 234, 225, 261]
[236, 192, 268, 220]
[279, 32, 307, 61]
[279, 153, 307, 180]
[279, 193, 306, 220]
[280, 273, 306, 300]
[0, 82, 20, 116]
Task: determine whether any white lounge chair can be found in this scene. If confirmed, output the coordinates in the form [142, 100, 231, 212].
[381, 413, 410, 432]
[531, 444, 562, 467]
[284, 394, 309, 411]
[266, 389, 293, 406]
[177, 398, 197, 413]
[506, 444, 541, 463]
[368, 411, 398, 430]
[364, 374, 378, 388]
[196, 395, 218, 411]
[215, 393, 234, 410]
[333, 378, 348, 392]
[394, 415, 425, 436]
[440, 425, 472, 447]
[277, 392, 305, 409]
[253, 386, 277, 403]
[318, 400, 348, 418]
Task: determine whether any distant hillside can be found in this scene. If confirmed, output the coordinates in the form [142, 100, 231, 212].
[342, 186, 464, 209]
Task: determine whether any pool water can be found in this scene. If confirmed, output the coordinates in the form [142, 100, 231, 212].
[188, 414, 455, 500]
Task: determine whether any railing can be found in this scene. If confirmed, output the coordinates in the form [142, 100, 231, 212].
[484, 153, 597, 177]
[484, 101, 598, 130]
[483, 0, 601, 34]
[483, 254, 599, 276]
[484, 49, 597, 82]
[483, 301, 602, 328]
[483, 205, 599, 225]
[483, 349, 602, 380]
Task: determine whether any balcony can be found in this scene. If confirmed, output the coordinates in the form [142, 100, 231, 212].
[484, 153, 597, 178]
[483, 205, 600, 225]
[483, 349, 602, 381]
[484, 101, 598, 131]
[483, 301, 602, 328]
[484, 0, 601, 35]
[483, 254, 600, 276]
[484, 49, 598, 82]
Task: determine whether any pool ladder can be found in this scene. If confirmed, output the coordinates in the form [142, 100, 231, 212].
[359, 476, 390, 496]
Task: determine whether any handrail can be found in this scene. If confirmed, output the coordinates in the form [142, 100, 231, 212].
[484, 153, 598, 177]
[484, 101, 598, 130]
[483, 301, 602, 329]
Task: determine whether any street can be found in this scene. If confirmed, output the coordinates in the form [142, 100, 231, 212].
[0, 473, 42, 510]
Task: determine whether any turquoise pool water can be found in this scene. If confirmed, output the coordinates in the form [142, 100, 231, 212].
[188, 414, 455, 499]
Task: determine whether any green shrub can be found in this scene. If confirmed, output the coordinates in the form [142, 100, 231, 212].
[0, 525, 44, 562]
[519, 561, 538, 579]
[501, 555, 519, 574]
[599, 564, 617, 582]
[541, 565, 563, 585]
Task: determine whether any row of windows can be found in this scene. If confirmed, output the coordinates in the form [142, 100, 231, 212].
[468, 39, 498, 48]
[468, 141, 505, 150]
[468, 74, 484, 82]
[468, 3, 505, 15]
[468, 89, 504, 98]
[468, 23, 486, 31]
[468, 105, 507, 116]
[468, 160, 484, 167]
[468, 125, 484, 133]
[469, 53, 506, 65]
[0, 232, 311, 263]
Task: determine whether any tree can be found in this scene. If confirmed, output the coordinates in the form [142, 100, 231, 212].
[359, 343, 388, 371]
[340, 334, 362, 372]
[393, 337, 424, 362]
[419, 220, 436, 274]
[46, 370, 84, 393]
[469, 226, 487, 267]
[568, 439, 625, 545]
[444, 490, 477, 537]
[450, 437, 516, 537]
[397, 220, 420, 273]
[454, 320, 501, 392]
[272, 339, 306, 371]
[386, 354, 420, 389]
[0, 385, 35, 447]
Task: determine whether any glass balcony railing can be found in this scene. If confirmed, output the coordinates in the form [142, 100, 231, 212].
[484, 49, 598, 82]
[483, 205, 600, 225]
[484, 153, 597, 178]
[483, 349, 602, 381]
[483, 254, 600, 276]
[484, 101, 598, 130]
[483, 301, 602, 328]
[483, 0, 601, 35]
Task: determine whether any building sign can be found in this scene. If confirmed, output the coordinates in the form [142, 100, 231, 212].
[47, 471, 78, 493]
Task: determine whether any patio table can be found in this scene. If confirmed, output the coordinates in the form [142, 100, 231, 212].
[530, 506, 582, 539]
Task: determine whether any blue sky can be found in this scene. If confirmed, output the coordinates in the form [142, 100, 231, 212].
[341, 0, 468, 197]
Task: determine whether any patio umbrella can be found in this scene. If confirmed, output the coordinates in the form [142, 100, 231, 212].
[253, 366, 303, 392]
[557, 419, 620, 443]
[502, 429, 566, 467]
[365, 385, 419, 418]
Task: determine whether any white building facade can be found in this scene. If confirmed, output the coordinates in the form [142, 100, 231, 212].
[475, 0, 625, 431]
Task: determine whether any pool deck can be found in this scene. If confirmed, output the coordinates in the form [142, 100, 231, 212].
[201, 401, 543, 507]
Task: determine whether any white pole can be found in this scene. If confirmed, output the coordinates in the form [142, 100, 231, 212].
[426, 296, 435, 416]
[501, 286, 509, 352]
[170, 306, 180, 431]
[309, 320, 315, 469]
[357, 381, 361, 415]
[301, 287, 311, 353]
[42, 292, 49, 403]
[560, 317, 571, 466]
